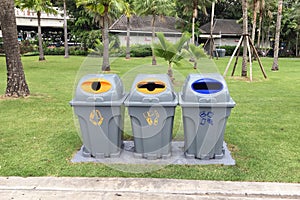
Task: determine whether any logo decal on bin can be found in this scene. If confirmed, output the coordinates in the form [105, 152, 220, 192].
[89, 109, 104, 126]
[199, 111, 214, 126]
[143, 110, 160, 126]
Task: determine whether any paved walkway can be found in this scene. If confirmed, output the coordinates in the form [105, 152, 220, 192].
[1, 177, 299, 200]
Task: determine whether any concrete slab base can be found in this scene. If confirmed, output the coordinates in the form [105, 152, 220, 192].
[71, 141, 235, 166]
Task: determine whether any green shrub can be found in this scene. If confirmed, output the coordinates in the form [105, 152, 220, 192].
[44, 47, 65, 55]
[69, 46, 88, 56]
[20, 40, 37, 54]
[218, 45, 244, 56]
[23, 51, 39, 56]
[130, 44, 152, 57]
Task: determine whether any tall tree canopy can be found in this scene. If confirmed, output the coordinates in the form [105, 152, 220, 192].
[134, 0, 175, 65]
[76, 0, 125, 71]
[15, 0, 58, 61]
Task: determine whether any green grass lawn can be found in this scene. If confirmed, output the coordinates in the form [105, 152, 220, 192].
[0, 55, 299, 182]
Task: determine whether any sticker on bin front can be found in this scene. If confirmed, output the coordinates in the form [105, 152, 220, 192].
[89, 109, 104, 126]
[136, 80, 166, 94]
[199, 111, 214, 126]
[143, 110, 160, 126]
[81, 78, 112, 94]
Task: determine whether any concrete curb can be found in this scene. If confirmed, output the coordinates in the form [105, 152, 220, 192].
[1, 177, 299, 199]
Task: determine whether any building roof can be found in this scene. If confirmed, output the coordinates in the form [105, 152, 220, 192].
[199, 19, 242, 36]
[109, 15, 183, 34]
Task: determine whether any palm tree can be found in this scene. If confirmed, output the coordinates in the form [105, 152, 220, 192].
[242, 0, 248, 77]
[257, 0, 274, 50]
[292, 0, 300, 56]
[153, 32, 191, 81]
[189, 44, 205, 69]
[124, 0, 135, 59]
[15, 0, 57, 61]
[76, 0, 125, 71]
[0, 0, 30, 97]
[178, 0, 212, 44]
[63, 0, 69, 58]
[257, 0, 265, 48]
[134, 0, 175, 65]
[251, 0, 259, 45]
[271, 0, 283, 71]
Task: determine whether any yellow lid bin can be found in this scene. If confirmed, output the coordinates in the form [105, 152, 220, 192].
[70, 74, 127, 159]
[124, 74, 178, 160]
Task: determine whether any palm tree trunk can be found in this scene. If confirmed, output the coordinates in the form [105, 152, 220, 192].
[151, 14, 157, 65]
[126, 16, 130, 59]
[251, 0, 258, 46]
[193, 61, 197, 69]
[257, 10, 263, 48]
[242, 0, 248, 77]
[102, 5, 110, 71]
[167, 62, 174, 82]
[37, 11, 45, 61]
[0, 0, 30, 97]
[296, 32, 299, 57]
[272, 0, 283, 71]
[192, 0, 198, 45]
[63, 0, 69, 58]
[192, 17, 195, 45]
[210, 2, 215, 59]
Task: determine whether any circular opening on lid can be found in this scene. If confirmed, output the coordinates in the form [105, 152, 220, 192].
[91, 81, 101, 91]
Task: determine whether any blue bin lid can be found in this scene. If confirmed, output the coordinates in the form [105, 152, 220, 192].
[191, 78, 224, 94]
[180, 73, 232, 104]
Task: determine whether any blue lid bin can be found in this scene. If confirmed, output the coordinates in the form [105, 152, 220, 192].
[179, 73, 235, 159]
[70, 74, 127, 158]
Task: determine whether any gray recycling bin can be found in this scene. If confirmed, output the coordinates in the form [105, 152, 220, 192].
[179, 73, 235, 159]
[70, 74, 127, 158]
[213, 49, 226, 57]
[124, 74, 178, 160]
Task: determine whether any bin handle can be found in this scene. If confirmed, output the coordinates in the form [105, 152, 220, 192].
[142, 97, 159, 103]
[87, 97, 104, 102]
[199, 98, 217, 103]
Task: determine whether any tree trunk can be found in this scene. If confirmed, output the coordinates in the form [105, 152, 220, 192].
[192, 16, 195, 45]
[242, 0, 248, 77]
[0, 0, 30, 97]
[251, 0, 258, 46]
[193, 61, 197, 69]
[126, 16, 130, 59]
[296, 32, 299, 57]
[257, 7, 263, 48]
[192, 0, 198, 45]
[63, 0, 69, 58]
[210, 2, 215, 59]
[37, 11, 45, 61]
[272, 0, 283, 71]
[102, 5, 110, 71]
[167, 62, 174, 82]
[151, 15, 157, 65]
